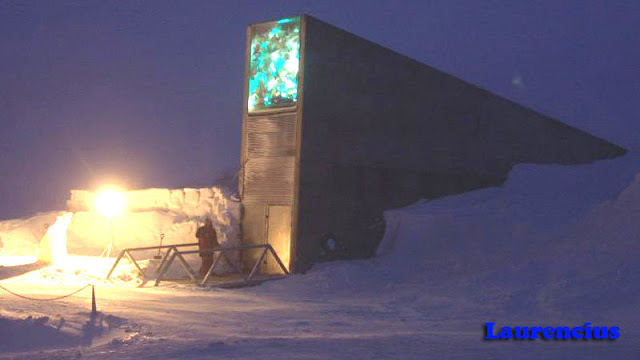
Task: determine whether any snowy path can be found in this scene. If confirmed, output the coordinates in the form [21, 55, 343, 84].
[2, 260, 639, 359]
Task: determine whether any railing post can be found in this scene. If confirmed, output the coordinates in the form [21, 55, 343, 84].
[175, 251, 198, 283]
[154, 251, 178, 286]
[155, 246, 175, 280]
[266, 244, 290, 275]
[124, 250, 147, 279]
[246, 247, 269, 283]
[200, 249, 222, 286]
[105, 250, 126, 280]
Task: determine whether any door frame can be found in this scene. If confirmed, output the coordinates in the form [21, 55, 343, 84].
[264, 204, 293, 272]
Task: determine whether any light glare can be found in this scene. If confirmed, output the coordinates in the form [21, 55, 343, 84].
[95, 189, 126, 217]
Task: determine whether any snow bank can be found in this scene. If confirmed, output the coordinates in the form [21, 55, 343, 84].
[538, 173, 640, 315]
[0, 211, 62, 261]
[37, 212, 73, 265]
[70, 187, 240, 253]
[369, 152, 640, 324]
[0, 316, 78, 351]
[569, 172, 640, 257]
[67, 187, 234, 216]
[0, 186, 242, 274]
[378, 154, 639, 279]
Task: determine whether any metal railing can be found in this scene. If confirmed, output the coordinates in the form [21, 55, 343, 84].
[105, 243, 289, 287]
[105, 242, 199, 281]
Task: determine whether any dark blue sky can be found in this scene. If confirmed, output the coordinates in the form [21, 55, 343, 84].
[1, 1, 638, 219]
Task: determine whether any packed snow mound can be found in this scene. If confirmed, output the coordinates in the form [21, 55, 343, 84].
[368, 155, 640, 322]
[378, 156, 640, 280]
[38, 212, 73, 265]
[0, 186, 241, 273]
[67, 187, 233, 217]
[0, 211, 62, 261]
[469, 175, 640, 319]
[546, 173, 640, 289]
[69, 186, 241, 256]
[571, 172, 640, 254]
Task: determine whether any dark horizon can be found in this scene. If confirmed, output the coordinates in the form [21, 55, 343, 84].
[1, 1, 638, 219]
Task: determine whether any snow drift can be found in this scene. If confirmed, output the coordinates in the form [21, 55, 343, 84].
[378, 153, 640, 280]
[0, 186, 241, 273]
[369, 153, 640, 326]
[66, 187, 241, 255]
[0, 211, 61, 265]
[37, 212, 73, 265]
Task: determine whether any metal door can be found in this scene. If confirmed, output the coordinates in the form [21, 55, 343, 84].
[265, 205, 292, 273]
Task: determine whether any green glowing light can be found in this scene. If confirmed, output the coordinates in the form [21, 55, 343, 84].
[248, 17, 300, 113]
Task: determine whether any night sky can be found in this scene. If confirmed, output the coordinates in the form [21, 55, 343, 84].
[1, 1, 638, 219]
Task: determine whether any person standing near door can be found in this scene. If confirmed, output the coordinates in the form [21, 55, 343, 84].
[196, 218, 219, 277]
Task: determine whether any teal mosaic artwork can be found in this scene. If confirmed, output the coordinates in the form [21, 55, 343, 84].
[248, 17, 300, 112]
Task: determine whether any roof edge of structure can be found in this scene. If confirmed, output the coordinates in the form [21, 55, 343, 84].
[299, 14, 627, 160]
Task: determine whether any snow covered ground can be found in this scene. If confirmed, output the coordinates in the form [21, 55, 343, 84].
[2, 154, 640, 359]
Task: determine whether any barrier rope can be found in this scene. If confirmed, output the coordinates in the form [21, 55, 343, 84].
[0, 283, 91, 301]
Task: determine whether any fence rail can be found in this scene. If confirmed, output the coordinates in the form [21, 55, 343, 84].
[105, 243, 289, 287]
[105, 242, 199, 281]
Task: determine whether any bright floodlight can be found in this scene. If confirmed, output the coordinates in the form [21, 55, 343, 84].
[95, 189, 126, 217]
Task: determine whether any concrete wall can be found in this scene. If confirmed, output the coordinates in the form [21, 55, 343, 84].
[294, 163, 504, 270]
[289, 15, 625, 272]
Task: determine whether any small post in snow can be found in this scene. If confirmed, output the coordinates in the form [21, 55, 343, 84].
[91, 285, 97, 316]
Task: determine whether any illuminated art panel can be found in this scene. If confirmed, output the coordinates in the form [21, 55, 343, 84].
[248, 17, 300, 113]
